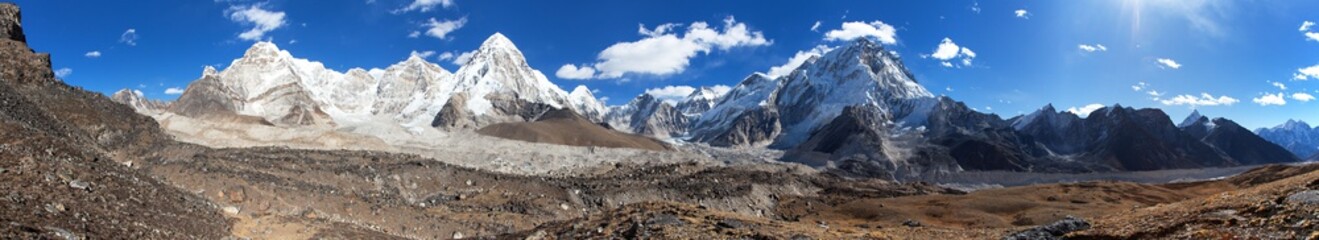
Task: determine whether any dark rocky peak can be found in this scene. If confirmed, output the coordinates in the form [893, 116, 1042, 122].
[1, 2, 24, 42]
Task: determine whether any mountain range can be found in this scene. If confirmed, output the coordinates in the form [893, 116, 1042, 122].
[1255, 119, 1319, 160]
[114, 33, 1309, 179]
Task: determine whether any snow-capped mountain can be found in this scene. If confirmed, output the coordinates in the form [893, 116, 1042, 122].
[1255, 119, 1319, 159]
[690, 38, 935, 148]
[132, 33, 602, 133]
[567, 85, 607, 122]
[772, 38, 934, 147]
[432, 33, 576, 129]
[688, 73, 783, 147]
[110, 89, 167, 115]
[674, 87, 723, 116]
[604, 93, 690, 139]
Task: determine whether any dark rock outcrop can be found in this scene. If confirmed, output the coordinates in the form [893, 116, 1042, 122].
[1182, 116, 1301, 165]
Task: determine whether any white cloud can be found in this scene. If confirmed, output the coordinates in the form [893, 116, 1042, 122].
[409, 50, 435, 59]
[970, 2, 981, 13]
[1292, 92, 1315, 102]
[448, 50, 475, 65]
[810, 21, 821, 32]
[164, 87, 185, 95]
[1067, 104, 1105, 117]
[1132, 81, 1148, 91]
[1302, 21, 1319, 41]
[1271, 81, 1287, 90]
[1297, 64, 1319, 80]
[1156, 58, 1181, 69]
[227, 4, 286, 41]
[420, 17, 467, 40]
[1147, 90, 1164, 97]
[928, 38, 976, 67]
[577, 16, 770, 79]
[1078, 44, 1107, 52]
[1014, 9, 1030, 19]
[120, 29, 138, 46]
[644, 85, 697, 104]
[54, 68, 72, 78]
[823, 21, 898, 44]
[1160, 93, 1239, 107]
[84, 51, 101, 58]
[1252, 92, 1287, 106]
[556, 64, 598, 80]
[765, 45, 834, 78]
[408, 31, 421, 38]
[397, 0, 454, 13]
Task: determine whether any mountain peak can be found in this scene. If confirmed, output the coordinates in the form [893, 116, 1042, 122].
[570, 85, 593, 98]
[1280, 119, 1312, 130]
[480, 32, 516, 50]
[1179, 110, 1207, 128]
[202, 65, 219, 76]
[243, 41, 283, 58]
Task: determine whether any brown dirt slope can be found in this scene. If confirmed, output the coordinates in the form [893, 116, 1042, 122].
[478, 108, 671, 151]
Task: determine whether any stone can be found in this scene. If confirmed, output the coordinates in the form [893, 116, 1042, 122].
[68, 180, 89, 190]
[222, 206, 240, 215]
[1286, 190, 1319, 205]
[902, 219, 921, 227]
[1002, 216, 1091, 240]
[716, 219, 744, 229]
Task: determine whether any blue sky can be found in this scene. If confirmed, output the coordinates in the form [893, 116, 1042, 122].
[12, 0, 1319, 129]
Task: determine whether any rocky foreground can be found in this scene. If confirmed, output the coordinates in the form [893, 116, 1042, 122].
[3, 2, 1319, 240]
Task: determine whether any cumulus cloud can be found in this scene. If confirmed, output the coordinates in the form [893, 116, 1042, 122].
[396, 0, 454, 13]
[436, 50, 476, 66]
[555, 64, 598, 80]
[823, 21, 898, 44]
[1252, 92, 1287, 106]
[644, 85, 697, 104]
[1271, 81, 1287, 90]
[1160, 93, 1239, 107]
[1156, 58, 1181, 69]
[120, 29, 138, 46]
[54, 68, 72, 78]
[409, 50, 436, 59]
[1302, 21, 1319, 41]
[408, 31, 421, 38]
[1131, 82, 1149, 91]
[227, 4, 286, 41]
[420, 17, 467, 40]
[1014, 9, 1030, 19]
[84, 51, 102, 58]
[164, 87, 185, 95]
[1293, 92, 1316, 102]
[927, 38, 976, 67]
[765, 45, 834, 78]
[1067, 103, 1105, 117]
[1078, 44, 1107, 52]
[570, 16, 770, 79]
[1297, 64, 1319, 80]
